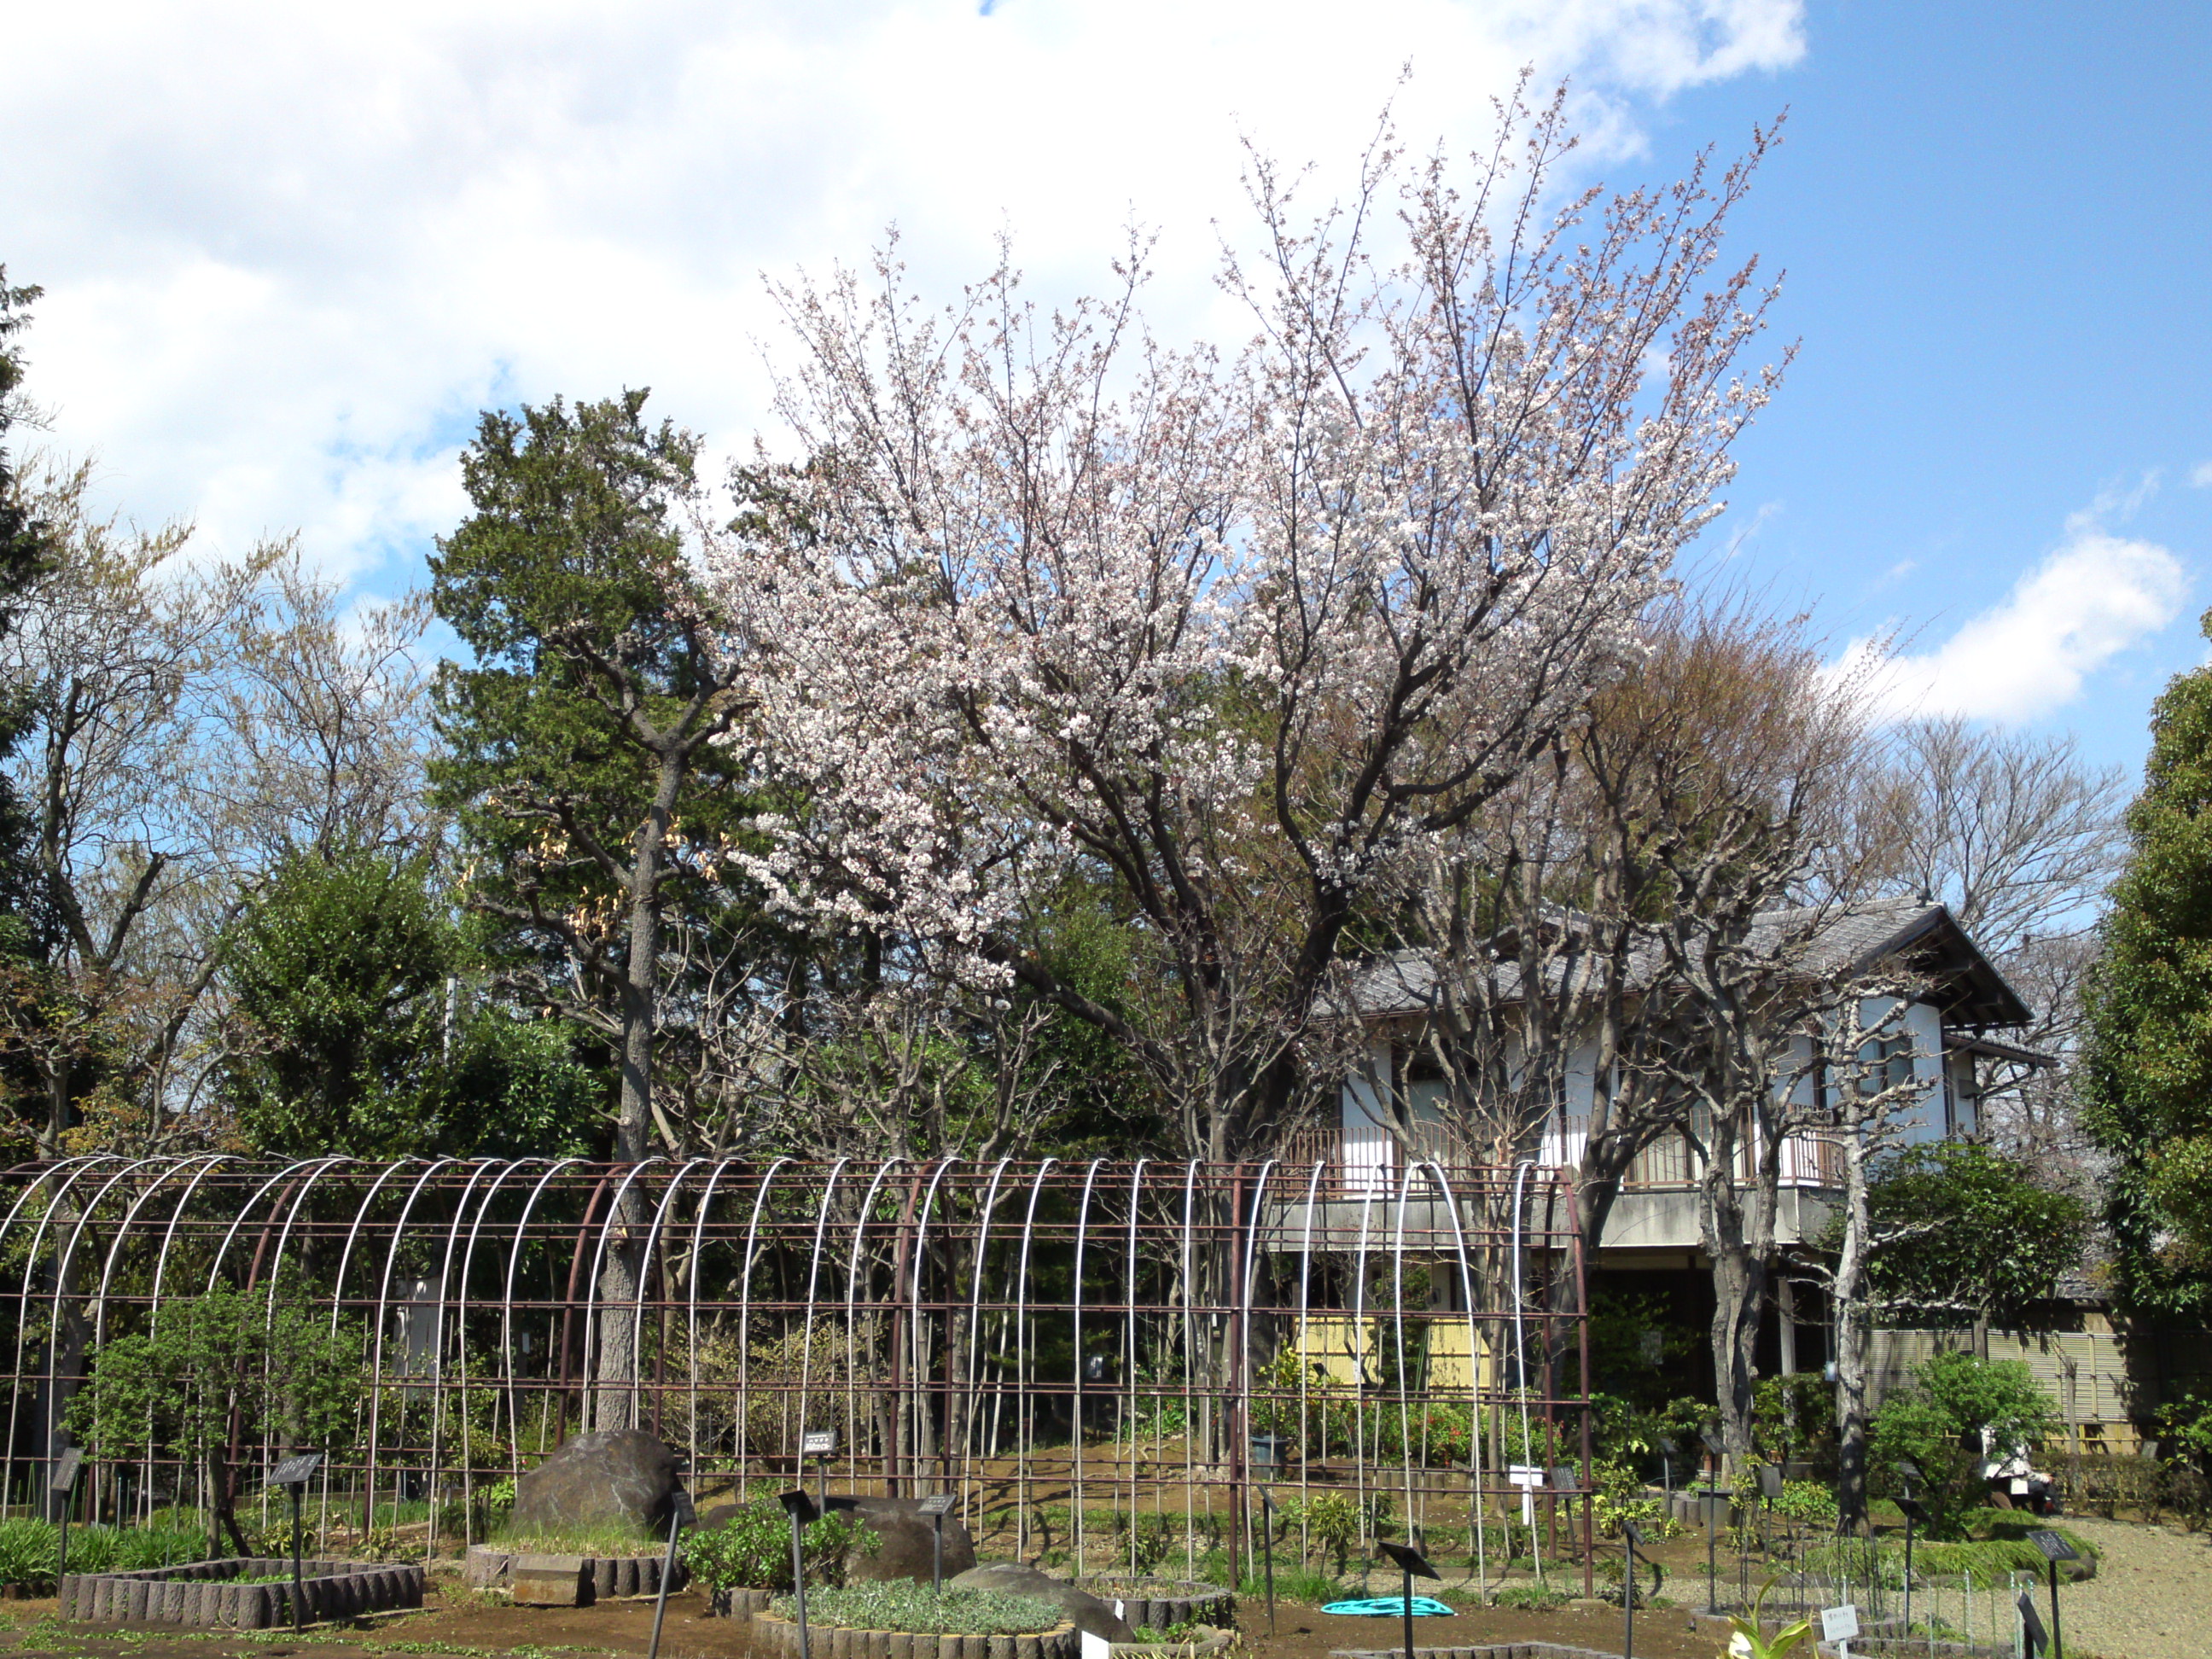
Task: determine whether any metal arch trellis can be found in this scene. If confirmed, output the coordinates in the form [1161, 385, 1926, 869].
[0, 1156, 1598, 1592]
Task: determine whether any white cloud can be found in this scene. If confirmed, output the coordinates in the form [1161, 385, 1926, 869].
[2191, 460, 2212, 487]
[1841, 527, 2186, 723]
[0, 1, 1806, 585]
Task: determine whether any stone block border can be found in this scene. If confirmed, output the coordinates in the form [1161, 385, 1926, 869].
[752, 1610, 1080, 1659]
[59, 1557, 426, 1629]
[1073, 1580, 1235, 1631]
[1331, 1647, 1622, 1659]
[463, 1544, 684, 1601]
[708, 1585, 776, 1620]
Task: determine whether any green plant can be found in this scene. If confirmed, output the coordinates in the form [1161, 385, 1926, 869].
[1868, 1352, 2056, 1540]
[1304, 1493, 1359, 1575]
[1489, 1582, 1566, 1611]
[775, 1583, 1062, 1634]
[0, 1520, 208, 1593]
[1754, 1375, 1837, 1472]
[1773, 1480, 1837, 1530]
[1723, 1580, 1813, 1658]
[680, 1499, 876, 1593]
[65, 1283, 364, 1555]
[1109, 1510, 1175, 1576]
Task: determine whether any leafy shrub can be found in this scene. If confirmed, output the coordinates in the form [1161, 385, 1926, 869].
[1304, 1493, 1359, 1574]
[2060, 1453, 2166, 1520]
[1489, 1581, 1566, 1610]
[1592, 1458, 1674, 1540]
[1595, 1551, 1667, 1607]
[776, 1583, 1062, 1634]
[681, 1498, 876, 1593]
[1755, 1375, 1838, 1475]
[1109, 1510, 1176, 1575]
[1774, 1480, 1837, 1530]
[1870, 1353, 2056, 1540]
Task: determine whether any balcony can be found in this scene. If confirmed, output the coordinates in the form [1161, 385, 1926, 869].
[1262, 1118, 1846, 1256]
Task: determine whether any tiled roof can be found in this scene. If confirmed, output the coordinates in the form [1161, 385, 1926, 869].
[1346, 896, 2028, 1026]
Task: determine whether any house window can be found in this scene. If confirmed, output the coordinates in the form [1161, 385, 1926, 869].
[1858, 1033, 1913, 1098]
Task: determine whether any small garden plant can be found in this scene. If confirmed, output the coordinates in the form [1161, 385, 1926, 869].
[773, 1583, 1062, 1634]
[681, 1496, 876, 1593]
[0, 1518, 210, 1593]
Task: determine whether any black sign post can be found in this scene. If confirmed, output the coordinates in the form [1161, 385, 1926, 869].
[2028, 1529, 2077, 1659]
[1376, 1539, 1438, 1659]
[2017, 1589, 2048, 1657]
[917, 1493, 957, 1593]
[49, 1449, 83, 1581]
[782, 1488, 823, 1659]
[1755, 1463, 1782, 1562]
[268, 1452, 323, 1633]
[802, 1430, 837, 1510]
[647, 1488, 696, 1659]
[1256, 1487, 1278, 1635]
[1893, 1494, 1928, 1633]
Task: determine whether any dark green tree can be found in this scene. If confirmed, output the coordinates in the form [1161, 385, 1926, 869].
[0, 271, 55, 953]
[223, 842, 599, 1157]
[432, 389, 770, 1426]
[430, 389, 760, 1161]
[2082, 618, 2212, 1313]
[1860, 1141, 2087, 1328]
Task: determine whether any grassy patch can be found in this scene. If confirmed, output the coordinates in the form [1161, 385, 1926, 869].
[487, 1524, 661, 1556]
[774, 1584, 1064, 1634]
[1807, 1521, 2095, 1590]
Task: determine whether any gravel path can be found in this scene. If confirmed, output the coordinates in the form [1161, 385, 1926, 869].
[2045, 1516, 2212, 1659]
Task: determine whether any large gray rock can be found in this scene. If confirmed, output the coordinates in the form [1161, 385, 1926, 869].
[510, 1429, 678, 1536]
[952, 1563, 1135, 1644]
[826, 1494, 977, 1585]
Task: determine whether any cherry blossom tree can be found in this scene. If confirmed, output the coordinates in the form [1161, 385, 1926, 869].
[715, 88, 1789, 1188]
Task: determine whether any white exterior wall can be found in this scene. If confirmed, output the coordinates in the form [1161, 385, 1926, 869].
[1341, 1039, 1393, 1186]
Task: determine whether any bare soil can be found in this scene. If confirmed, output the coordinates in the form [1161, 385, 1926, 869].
[0, 1580, 1732, 1659]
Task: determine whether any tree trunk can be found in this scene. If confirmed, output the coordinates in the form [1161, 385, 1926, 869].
[593, 757, 678, 1431]
[1701, 1155, 1767, 1471]
[1830, 1121, 1874, 1532]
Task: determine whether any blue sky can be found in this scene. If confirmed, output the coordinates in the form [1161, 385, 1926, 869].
[1658, 2, 2212, 771]
[3, 1, 2204, 777]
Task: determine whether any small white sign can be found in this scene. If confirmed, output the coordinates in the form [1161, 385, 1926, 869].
[1080, 1632, 1111, 1659]
[1819, 1604, 1860, 1641]
[1506, 1464, 1544, 1487]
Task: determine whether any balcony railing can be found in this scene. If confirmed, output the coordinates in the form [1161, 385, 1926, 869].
[1266, 1118, 1847, 1195]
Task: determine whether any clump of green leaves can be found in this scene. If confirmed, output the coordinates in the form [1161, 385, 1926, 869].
[1303, 1493, 1359, 1575]
[1867, 1352, 2058, 1540]
[1773, 1480, 1837, 1530]
[1488, 1581, 1566, 1611]
[1108, 1509, 1177, 1576]
[679, 1498, 875, 1593]
[773, 1583, 1061, 1634]
[1859, 1143, 2087, 1327]
[0, 1520, 209, 1592]
[65, 1284, 363, 1554]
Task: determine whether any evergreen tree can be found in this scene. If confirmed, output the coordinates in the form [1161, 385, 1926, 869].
[0, 271, 54, 952]
[430, 389, 761, 1160]
[223, 842, 598, 1157]
[2082, 614, 2212, 1313]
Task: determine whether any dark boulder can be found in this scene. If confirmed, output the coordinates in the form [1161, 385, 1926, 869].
[952, 1563, 1135, 1643]
[825, 1494, 977, 1585]
[510, 1429, 679, 1536]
